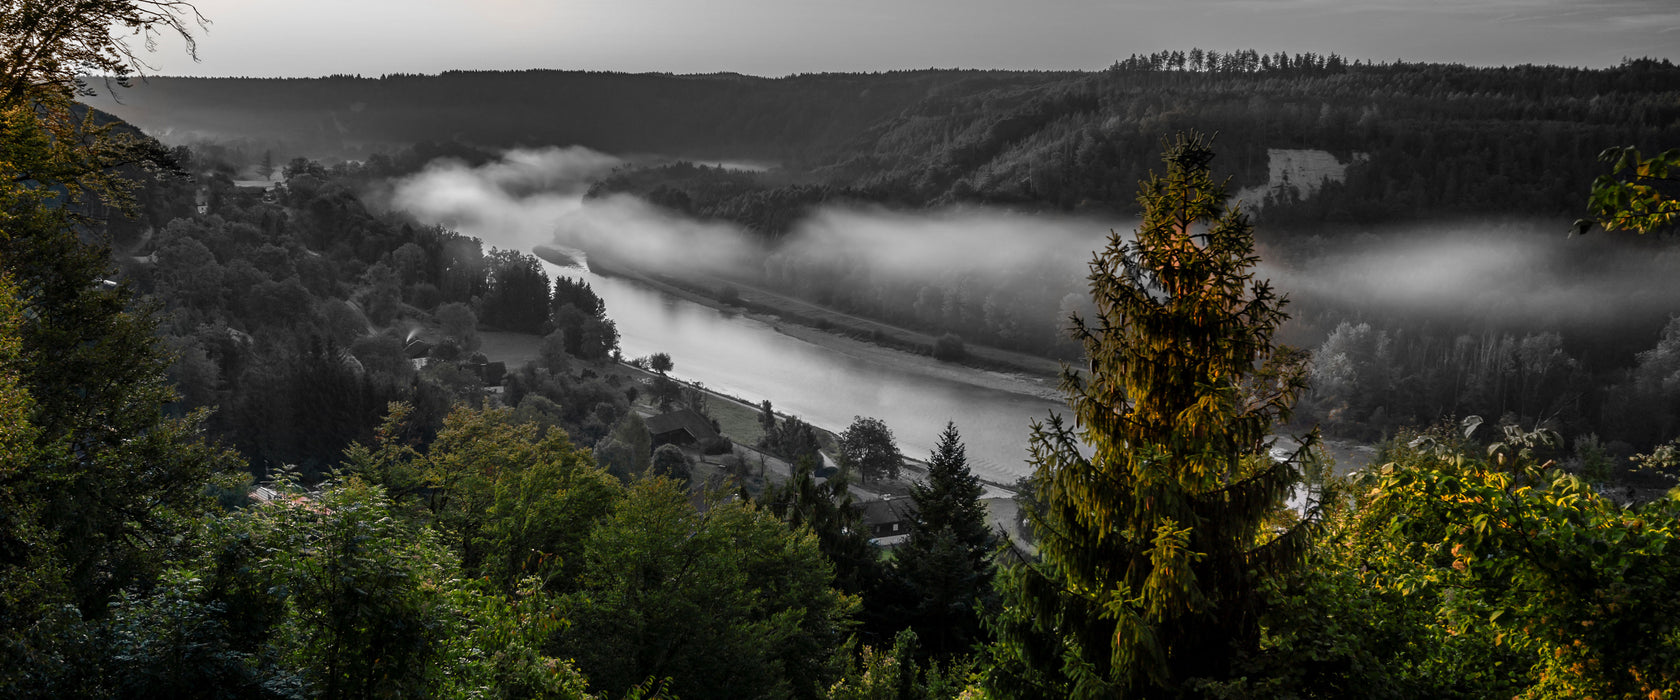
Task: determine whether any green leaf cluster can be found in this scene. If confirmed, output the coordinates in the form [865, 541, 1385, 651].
[1576, 146, 1680, 235]
[1366, 429, 1679, 697]
[552, 476, 858, 700]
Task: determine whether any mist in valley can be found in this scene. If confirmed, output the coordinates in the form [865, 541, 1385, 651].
[386, 147, 1105, 288]
[387, 147, 1680, 361]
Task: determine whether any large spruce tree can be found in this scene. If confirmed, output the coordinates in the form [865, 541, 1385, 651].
[989, 133, 1318, 697]
[896, 422, 998, 658]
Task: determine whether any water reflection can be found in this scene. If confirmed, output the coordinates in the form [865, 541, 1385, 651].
[543, 259, 1066, 487]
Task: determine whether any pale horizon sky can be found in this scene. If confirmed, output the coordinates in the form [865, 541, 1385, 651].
[135, 0, 1679, 78]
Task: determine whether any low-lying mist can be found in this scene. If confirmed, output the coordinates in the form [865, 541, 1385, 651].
[384, 147, 1680, 362]
[1263, 225, 1680, 355]
[388, 146, 1109, 280]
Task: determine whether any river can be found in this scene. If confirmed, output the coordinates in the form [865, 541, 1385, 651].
[535, 255, 1068, 487]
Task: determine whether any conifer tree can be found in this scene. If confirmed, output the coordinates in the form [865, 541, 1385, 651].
[909, 423, 993, 556]
[897, 422, 998, 658]
[989, 133, 1318, 697]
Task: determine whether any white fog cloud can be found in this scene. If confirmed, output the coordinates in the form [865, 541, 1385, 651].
[387, 149, 1680, 340]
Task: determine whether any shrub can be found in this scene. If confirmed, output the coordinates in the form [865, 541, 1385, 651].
[699, 436, 734, 456]
[932, 333, 966, 361]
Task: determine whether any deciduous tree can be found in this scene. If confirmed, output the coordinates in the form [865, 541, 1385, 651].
[553, 477, 856, 700]
[1573, 146, 1680, 235]
[839, 415, 903, 483]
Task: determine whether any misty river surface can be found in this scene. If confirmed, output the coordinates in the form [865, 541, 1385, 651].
[539, 258, 1067, 487]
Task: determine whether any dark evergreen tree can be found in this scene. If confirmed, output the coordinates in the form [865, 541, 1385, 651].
[480, 248, 549, 333]
[895, 422, 998, 658]
[760, 457, 873, 591]
[551, 277, 606, 319]
[759, 457, 898, 644]
[550, 276, 619, 361]
[909, 423, 994, 555]
[988, 133, 1318, 697]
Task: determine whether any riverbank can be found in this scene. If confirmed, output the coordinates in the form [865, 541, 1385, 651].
[611, 360, 1022, 495]
[615, 363, 1031, 545]
[477, 334, 1033, 541]
[477, 329, 1030, 497]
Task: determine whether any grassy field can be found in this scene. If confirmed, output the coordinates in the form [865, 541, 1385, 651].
[706, 396, 768, 446]
[619, 364, 769, 447]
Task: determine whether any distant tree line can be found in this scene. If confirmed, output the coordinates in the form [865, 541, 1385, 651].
[1110, 48, 1353, 74]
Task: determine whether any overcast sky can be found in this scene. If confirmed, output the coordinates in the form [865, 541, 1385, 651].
[142, 0, 1678, 77]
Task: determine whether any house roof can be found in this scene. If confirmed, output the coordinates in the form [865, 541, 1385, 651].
[854, 497, 918, 528]
[644, 408, 719, 441]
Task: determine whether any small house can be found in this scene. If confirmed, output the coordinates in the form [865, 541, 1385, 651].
[645, 408, 720, 447]
[854, 496, 919, 546]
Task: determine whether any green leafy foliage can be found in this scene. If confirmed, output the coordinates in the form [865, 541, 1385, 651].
[552, 477, 857, 700]
[827, 629, 978, 700]
[102, 475, 597, 699]
[348, 404, 623, 591]
[1575, 146, 1680, 235]
[1368, 429, 1680, 697]
[254, 479, 455, 697]
[1220, 421, 1680, 699]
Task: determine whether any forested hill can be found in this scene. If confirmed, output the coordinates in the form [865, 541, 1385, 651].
[819, 58, 1680, 223]
[87, 57, 1680, 228]
[78, 69, 1076, 164]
